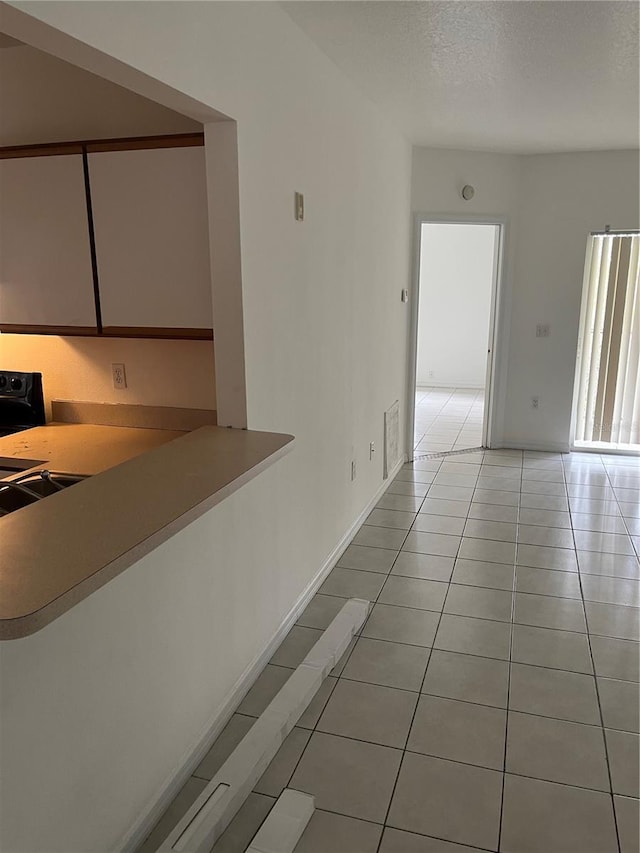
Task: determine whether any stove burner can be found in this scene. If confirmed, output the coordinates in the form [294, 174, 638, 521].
[0, 371, 45, 436]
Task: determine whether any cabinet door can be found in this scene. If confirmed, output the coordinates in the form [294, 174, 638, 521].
[88, 146, 213, 335]
[0, 153, 98, 332]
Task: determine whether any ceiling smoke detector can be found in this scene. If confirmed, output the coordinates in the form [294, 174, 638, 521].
[461, 185, 475, 201]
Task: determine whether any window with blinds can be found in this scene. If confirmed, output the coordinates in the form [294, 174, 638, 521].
[574, 232, 639, 450]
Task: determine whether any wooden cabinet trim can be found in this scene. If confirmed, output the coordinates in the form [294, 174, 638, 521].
[0, 143, 84, 160]
[0, 133, 204, 160]
[85, 133, 204, 153]
[0, 325, 213, 340]
[0, 325, 99, 337]
[101, 326, 213, 341]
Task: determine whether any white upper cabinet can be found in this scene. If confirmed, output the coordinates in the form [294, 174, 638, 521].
[0, 153, 97, 330]
[88, 145, 213, 333]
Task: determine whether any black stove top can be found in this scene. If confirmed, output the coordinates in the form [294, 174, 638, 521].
[0, 371, 46, 436]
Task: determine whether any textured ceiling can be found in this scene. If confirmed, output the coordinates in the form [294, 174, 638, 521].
[282, 1, 640, 153]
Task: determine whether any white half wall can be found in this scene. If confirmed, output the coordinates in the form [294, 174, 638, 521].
[0, 3, 411, 851]
[417, 223, 496, 388]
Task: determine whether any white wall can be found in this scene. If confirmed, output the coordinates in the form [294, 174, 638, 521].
[411, 146, 639, 450]
[0, 3, 411, 851]
[412, 148, 522, 444]
[417, 223, 496, 388]
[0, 43, 201, 145]
[505, 150, 639, 449]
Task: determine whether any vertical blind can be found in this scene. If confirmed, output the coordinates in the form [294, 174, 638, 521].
[575, 233, 640, 446]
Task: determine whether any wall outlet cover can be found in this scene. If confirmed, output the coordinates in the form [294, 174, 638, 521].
[112, 363, 127, 390]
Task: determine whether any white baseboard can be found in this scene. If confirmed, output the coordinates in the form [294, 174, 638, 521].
[500, 439, 571, 454]
[416, 381, 484, 390]
[160, 601, 368, 852]
[120, 457, 404, 852]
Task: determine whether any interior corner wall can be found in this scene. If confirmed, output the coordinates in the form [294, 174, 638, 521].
[503, 150, 640, 450]
[0, 3, 411, 851]
[411, 146, 640, 451]
[417, 223, 496, 388]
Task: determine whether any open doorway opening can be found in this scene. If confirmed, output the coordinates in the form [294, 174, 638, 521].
[571, 230, 639, 453]
[0, 23, 246, 428]
[408, 220, 503, 459]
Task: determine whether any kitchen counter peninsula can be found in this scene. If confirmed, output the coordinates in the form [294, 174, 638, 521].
[0, 423, 294, 639]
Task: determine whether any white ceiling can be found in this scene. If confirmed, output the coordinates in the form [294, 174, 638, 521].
[282, 1, 640, 154]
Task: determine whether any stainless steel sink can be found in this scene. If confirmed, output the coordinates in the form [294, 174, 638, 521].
[0, 457, 46, 480]
[0, 472, 89, 516]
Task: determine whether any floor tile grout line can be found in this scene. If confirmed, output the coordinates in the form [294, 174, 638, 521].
[373, 463, 457, 844]
[263, 665, 640, 733]
[386, 521, 636, 574]
[604, 458, 640, 550]
[596, 456, 640, 841]
[234, 724, 634, 799]
[279, 471, 445, 819]
[377, 452, 484, 853]
[565, 454, 623, 853]
[374, 457, 473, 853]
[495, 455, 522, 853]
[266, 726, 639, 800]
[272, 649, 640, 698]
[334, 562, 640, 612]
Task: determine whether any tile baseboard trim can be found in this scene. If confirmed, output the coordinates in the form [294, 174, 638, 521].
[247, 789, 315, 853]
[500, 440, 571, 454]
[119, 456, 404, 853]
[416, 382, 484, 390]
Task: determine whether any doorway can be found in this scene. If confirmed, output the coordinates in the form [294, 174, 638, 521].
[407, 219, 504, 460]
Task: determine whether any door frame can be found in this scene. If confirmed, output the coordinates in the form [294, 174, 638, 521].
[406, 214, 508, 460]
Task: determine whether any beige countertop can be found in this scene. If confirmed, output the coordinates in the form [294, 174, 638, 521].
[0, 422, 186, 476]
[0, 423, 294, 639]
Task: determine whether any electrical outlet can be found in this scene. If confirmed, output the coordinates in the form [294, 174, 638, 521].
[428, 370, 435, 378]
[536, 324, 550, 338]
[350, 460, 357, 481]
[531, 395, 539, 409]
[369, 441, 375, 460]
[112, 363, 127, 390]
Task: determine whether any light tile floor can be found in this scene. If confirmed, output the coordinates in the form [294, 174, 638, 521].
[414, 387, 484, 453]
[139, 449, 640, 853]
